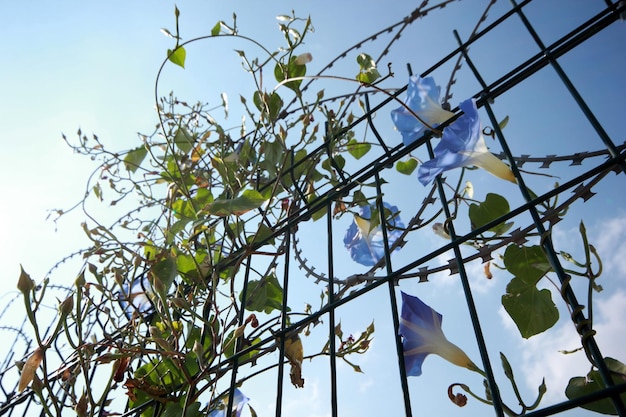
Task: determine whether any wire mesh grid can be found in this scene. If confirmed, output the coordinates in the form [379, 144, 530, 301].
[1, 1, 625, 416]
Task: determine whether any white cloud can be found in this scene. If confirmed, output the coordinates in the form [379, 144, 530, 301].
[593, 290, 626, 361]
[497, 304, 520, 334]
[359, 376, 375, 393]
[592, 215, 626, 278]
[430, 249, 501, 296]
[519, 320, 586, 403]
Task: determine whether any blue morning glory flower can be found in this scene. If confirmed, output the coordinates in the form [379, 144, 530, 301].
[119, 275, 153, 319]
[399, 292, 482, 377]
[343, 202, 405, 266]
[390, 76, 454, 146]
[208, 389, 250, 417]
[417, 98, 516, 185]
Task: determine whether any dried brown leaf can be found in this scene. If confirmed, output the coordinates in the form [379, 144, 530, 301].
[18, 347, 44, 392]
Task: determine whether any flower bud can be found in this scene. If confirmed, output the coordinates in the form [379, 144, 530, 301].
[193, 340, 204, 367]
[75, 270, 86, 288]
[234, 323, 247, 338]
[294, 53, 312, 65]
[59, 296, 74, 317]
[17, 265, 35, 294]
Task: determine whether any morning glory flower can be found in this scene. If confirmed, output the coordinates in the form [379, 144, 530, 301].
[399, 291, 483, 377]
[208, 389, 250, 417]
[119, 275, 153, 319]
[343, 202, 405, 266]
[417, 98, 516, 185]
[391, 76, 455, 146]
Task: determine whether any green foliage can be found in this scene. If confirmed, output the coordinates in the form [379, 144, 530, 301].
[173, 126, 194, 153]
[150, 253, 178, 295]
[243, 272, 286, 314]
[123, 146, 148, 172]
[504, 245, 552, 283]
[203, 190, 267, 217]
[468, 193, 513, 235]
[253, 90, 284, 121]
[396, 158, 418, 175]
[501, 278, 559, 339]
[566, 358, 626, 415]
[502, 245, 558, 338]
[15, 4, 619, 417]
[274, 56, 307, 93]
[223, 330, 262, 362]
[355, 53, 380, 84]
[346, 139, 371, 159]
[167, 46, 186, 68]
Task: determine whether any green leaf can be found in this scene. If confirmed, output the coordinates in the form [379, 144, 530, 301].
[242, 272, 286, 314]
[248, 223, 276, 246]
[176, 253, 201, 280]
[355, 53, 380, 84]
[172, 198, 196, 220]
[222, 331, 261, 362]
[396, 158, 418, 175]
[346, 139, 371, 159]
[203, 189, 267, 217]
[165, 219, 190, 244]
[503, 245, 552, 285]
[566, 358, 626, 414]
[135, 358, 184, 388]
[274, 56, 307, 92]
[192, 187, 214, 207]
[123, 146, 148, 173]
[307, 191, 326, 221]
[321, 155, 345, 172]
[501, 277, 558, 338]
[130, 359, 191, 416]
[268, 92, 283, 120]
[211, 21, 221, 36]
[150, 254, 178, 295]
[93, 182, 102, 201]
[280, 148, 309, 188]
[167, 46, 186, 68]
[469, 193, 513, 235]
[352, 190, 368, 206]
[252, 90, 263, 111]
[143, 240, 158, 261]
[259, 139, 284, 176]
[173, 127, 194, 153]
[253, 91, 284, 121]
[502, 245, 556, 338]
[162, 402, 201, 417]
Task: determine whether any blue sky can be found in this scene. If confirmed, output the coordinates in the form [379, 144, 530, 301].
[1, 1, 625, 416]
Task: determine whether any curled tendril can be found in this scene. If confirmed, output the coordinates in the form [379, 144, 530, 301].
[448, 383, 468, 407]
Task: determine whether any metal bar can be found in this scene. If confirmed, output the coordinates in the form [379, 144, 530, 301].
[484, 94, 626, 417]
[454, 13, 626, 412]
[509, 0, 626, 171]
[227, 257, 253, 417]
[326, 201, 339, 417]
[429, 140, 506, 417]
[274, 230, 292, 417]
[374, 172, 413, 417]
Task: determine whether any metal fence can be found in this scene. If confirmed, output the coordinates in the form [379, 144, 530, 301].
[1, 1, 625, 416]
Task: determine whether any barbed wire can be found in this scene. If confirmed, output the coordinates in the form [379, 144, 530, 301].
[291, 141, 626, 287]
